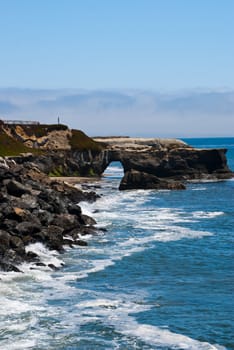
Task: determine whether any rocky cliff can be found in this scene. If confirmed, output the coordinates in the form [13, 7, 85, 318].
[0, 124, 233, 190]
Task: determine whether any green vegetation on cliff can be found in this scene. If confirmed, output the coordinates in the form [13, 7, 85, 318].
[0, 123, 105, 156]
[16, 124, 68, 138]
[0, 129, 40, 156]
[70, 129, 105, 151]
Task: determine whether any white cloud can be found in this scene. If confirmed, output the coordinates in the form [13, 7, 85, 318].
[0, 88, 233, 137]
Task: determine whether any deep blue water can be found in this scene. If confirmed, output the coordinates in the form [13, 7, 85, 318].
[0, 138, 233, 350]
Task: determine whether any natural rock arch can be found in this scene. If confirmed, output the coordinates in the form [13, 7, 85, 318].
[21, 137, 232, 190]
[71, 137, 232, 190]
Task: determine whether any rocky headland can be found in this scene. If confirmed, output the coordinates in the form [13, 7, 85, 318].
[0, 122, 233, 272]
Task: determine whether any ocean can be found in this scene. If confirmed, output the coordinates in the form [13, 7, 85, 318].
[0, 138, 233, 350]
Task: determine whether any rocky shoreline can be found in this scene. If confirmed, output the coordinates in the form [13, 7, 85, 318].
[1, 128, 233, 273]
[0, 160, 100, 273]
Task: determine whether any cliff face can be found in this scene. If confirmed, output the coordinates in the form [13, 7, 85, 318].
[0, 123, 103, 155]
[13, 137, 232, 191]
[1, 125, 233, 190]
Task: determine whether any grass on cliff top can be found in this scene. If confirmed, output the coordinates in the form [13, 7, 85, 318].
[0, 130, 41, 156]
[70, 129, 106, 151]
[13, 124, 68, 138]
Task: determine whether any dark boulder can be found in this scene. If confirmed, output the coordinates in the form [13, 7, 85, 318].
[15, 222, 42, 236]
[119, 169, 186, 191]
[34, 209, 54, 226]
[51, 214, 80, 232]
[0, 230, 11, 253]
[80, 214, 97, 226]
[38, 189, 67, 214]
[0, 261, 22, 272]
[0, 219, 19, 232]
[10, 236, 25, 254]
[73, 239, 88, 246]
[20, 194, 39, 210]
[40, 225, 64, 252]
[67, 204, 82, 216]
[5, 180, 31, 197]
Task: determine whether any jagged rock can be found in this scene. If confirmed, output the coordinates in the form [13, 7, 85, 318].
[119, 169, 186, 191]
[51, 214, 80, 232]
[5, 179, 31, 197]
[39, 225, 64, 251]
[38, 189, 67, 214]
[20, 194, 39, 209]
[80, 226, 98, 236]
[0, 230, 11, 252]
[0, 161, 99, 272]
[10, 236, 25, 254]
[67, 204, 82, 216]
[15, 222, 42, 236]
[80, 214, 97, 226]
[34, 209, 54, 226]
[1, 219, 19, 232]
[0, 261, 22, 272]
[73, 239, 88, 246]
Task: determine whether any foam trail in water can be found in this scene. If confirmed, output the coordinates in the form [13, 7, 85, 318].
[76, 297, 225, 350]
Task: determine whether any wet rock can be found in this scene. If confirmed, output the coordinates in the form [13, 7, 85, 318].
[0, 261, 22, 273]
[26, 251, 40, 263]
[0, 230, 11, 252]
[40, 225, 64, 252]
[0, 160, 98, 272]
[73, 239, 88, 246]
[80, 214, 97, 226]
[48, 263, 60, 270]
[10, 236, 25, 254]
[119, 170, 186, 191]
[80, 226, 98, 236]
[67, 204, 82, 216]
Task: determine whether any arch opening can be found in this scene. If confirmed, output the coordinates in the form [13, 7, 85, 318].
[102, 161, 124, 186]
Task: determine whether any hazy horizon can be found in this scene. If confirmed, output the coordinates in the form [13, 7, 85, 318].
[0, 87, 233, 138]
[0, 0, 233, 137]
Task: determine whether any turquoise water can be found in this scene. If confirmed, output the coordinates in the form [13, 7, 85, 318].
[0, 138, 233, 349]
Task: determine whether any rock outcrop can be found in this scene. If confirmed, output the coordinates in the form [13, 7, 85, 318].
[30, 137, 232, 190]
[0, 160, 99, 272]
[1, 123, 233, 191]
[95, 138, 233, 188]
[119, 169, 186, 190]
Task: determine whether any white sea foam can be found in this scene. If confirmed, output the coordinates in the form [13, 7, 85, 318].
[77, 190, 215, 281]
[25, 242, 64, 268]
[0, 339, 37, 350]
[76, 295, 225, 350]
[191, 187, 207, 191]
[0, 169, 228, 349]
[76, 258, 115, 279]
[192, 211, 224, 218]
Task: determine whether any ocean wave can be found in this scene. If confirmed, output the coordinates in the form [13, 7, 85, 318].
[76, 296, 225, 350]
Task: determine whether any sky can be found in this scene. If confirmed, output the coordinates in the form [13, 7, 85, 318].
[0, 0, 233, 137]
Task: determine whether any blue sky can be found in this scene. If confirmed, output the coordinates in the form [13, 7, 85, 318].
[0, 0, 233, 136]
